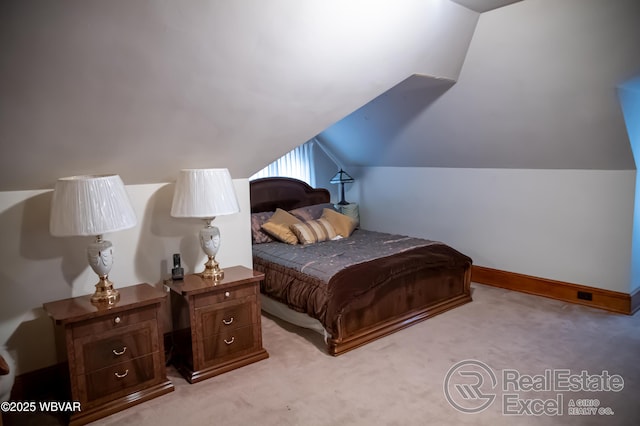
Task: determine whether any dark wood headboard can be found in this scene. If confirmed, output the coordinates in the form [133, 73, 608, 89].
[250, 177, 330, 213]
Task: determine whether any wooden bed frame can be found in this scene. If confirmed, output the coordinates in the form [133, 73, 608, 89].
[250, 177, 472, 355]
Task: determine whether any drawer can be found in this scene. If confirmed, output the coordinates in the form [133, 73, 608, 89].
[72, 305, 157, 339]
[83, 353, 158, 403]
[201, 325, 258, 364]
[199, 301, 254, 338]
[193, 283, 257, 309]
[82, 326, 154, 372]
[73, 319, 159, 375]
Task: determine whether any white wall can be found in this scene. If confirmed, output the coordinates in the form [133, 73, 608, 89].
[0, 179, 252, 375]
[356, 167, 636, 294]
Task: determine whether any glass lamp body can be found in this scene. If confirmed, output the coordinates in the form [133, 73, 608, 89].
[199, 225, 220, 258]
[87, 237, 120, 305]
[199, 222, 224, 282]
[87, 239, 113, 277]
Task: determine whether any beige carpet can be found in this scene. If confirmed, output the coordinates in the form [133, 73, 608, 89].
[13, 283, 640, 425]
[93, 283, 640, 426]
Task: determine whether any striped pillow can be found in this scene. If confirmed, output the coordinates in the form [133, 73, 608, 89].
[291, 218, 337, 244]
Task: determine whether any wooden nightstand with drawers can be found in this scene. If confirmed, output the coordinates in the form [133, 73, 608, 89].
[43, 283, 174, 426]
[165, 266, 268, 384]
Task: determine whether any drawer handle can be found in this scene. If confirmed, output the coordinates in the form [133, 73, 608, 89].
[113, 316, 122, 325]
[222, 317, 234, 325]
[224, 337, 235, 345]
[224, 291, 230, 298]
[112, 346, 127, 356]
[114, 369, 129, 379]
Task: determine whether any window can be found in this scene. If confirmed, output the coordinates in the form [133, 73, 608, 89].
[250, 140, 315, 186]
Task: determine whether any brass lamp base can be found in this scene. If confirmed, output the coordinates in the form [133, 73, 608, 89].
[201, 256, 224, 283]
[91, 276, 120, 306]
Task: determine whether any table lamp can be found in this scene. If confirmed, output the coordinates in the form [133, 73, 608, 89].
[330, 169, 355, 205]
[50, 174, 137, 306]
[171, 168, 240, 282]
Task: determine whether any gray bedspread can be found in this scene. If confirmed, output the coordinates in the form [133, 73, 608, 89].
[252, 229, 439, 283]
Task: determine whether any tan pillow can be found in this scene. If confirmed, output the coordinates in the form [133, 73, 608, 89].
[261, 208, 302, 244]
[261, 222, 298, 244]
[322, 208, 357, 237]
[291, 218, 337, 244]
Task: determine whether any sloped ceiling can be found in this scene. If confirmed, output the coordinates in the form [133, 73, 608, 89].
[450, 0, 522, 13]
[320, 0, 639, 170]
[318, 74, 458, 166]
[1, 0, 637, 193]
[0, 0, 478, 191]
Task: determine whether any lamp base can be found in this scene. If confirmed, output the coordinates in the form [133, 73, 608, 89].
[91, 276, 120, 306]
[201, 256, 224, 282]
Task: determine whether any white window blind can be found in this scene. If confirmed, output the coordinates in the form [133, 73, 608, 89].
[250, 141, 315, 186]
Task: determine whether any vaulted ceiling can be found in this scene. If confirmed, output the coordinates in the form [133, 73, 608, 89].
[450, 0, 523, 13]
[0, 0, 477, 191]
[319, 0, 639, 170]
[0, 0, 638, 192]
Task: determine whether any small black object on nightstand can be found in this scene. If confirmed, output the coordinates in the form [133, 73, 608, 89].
[172, 253, 184, 280]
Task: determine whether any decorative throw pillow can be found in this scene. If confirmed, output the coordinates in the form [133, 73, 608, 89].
[251, 212, 275, 244]
[321, 208, 357, 238]
[261, 222, 298, 245]
[291, 218, 337, 244]
[289, 203, 337, 222]
[261, 208, 302, 245]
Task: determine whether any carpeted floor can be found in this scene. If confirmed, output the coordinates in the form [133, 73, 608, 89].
[5, 283, 640, 425]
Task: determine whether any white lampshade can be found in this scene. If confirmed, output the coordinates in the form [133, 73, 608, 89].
[50, 174, 137, 236]
[171, 168, 240, 219]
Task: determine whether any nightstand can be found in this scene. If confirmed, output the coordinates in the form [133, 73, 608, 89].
[43, 284, 174, 426]
[165, 266, 268, 383]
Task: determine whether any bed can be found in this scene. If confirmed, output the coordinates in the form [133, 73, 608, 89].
[250, 177, 472, 355]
